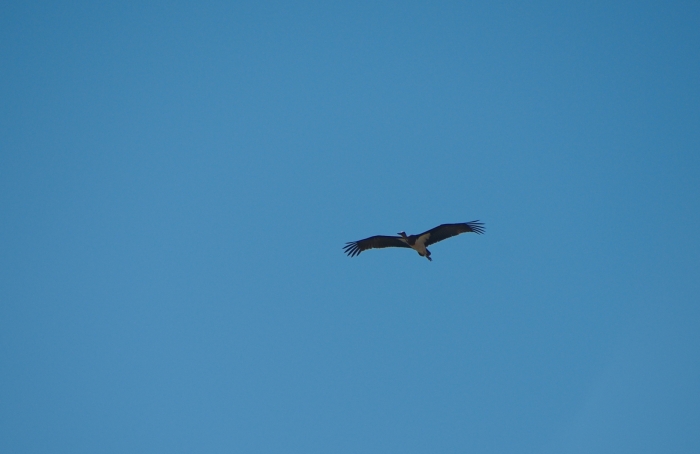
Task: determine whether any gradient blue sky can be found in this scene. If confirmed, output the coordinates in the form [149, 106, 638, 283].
[2, 2, 699, 453]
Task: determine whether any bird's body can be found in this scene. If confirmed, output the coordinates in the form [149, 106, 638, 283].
[397, 230, 433, 260]
[343, 221, 484, 261]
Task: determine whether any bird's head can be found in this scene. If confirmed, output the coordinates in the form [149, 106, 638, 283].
[398, 231, 407, 238]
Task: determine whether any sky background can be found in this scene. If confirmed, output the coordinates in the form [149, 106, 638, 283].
[1, 2, 699, 453]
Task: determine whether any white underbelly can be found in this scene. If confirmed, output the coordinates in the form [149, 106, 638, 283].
[412, 233, 430, 255]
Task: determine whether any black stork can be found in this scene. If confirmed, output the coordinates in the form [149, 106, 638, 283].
[343, 221, 484, 261]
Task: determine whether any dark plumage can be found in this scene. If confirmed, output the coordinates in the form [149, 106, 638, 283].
[343, 221, 484, 261]
[343, 235, 411, 257]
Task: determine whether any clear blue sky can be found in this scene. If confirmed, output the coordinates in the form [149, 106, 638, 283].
[2, 2, 699, 453]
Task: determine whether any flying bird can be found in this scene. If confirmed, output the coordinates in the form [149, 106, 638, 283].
[343, 221, 484, 261]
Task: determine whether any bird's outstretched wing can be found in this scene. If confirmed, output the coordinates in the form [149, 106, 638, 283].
[421, 221, 485, 246]
[343, 235, 411, 257]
